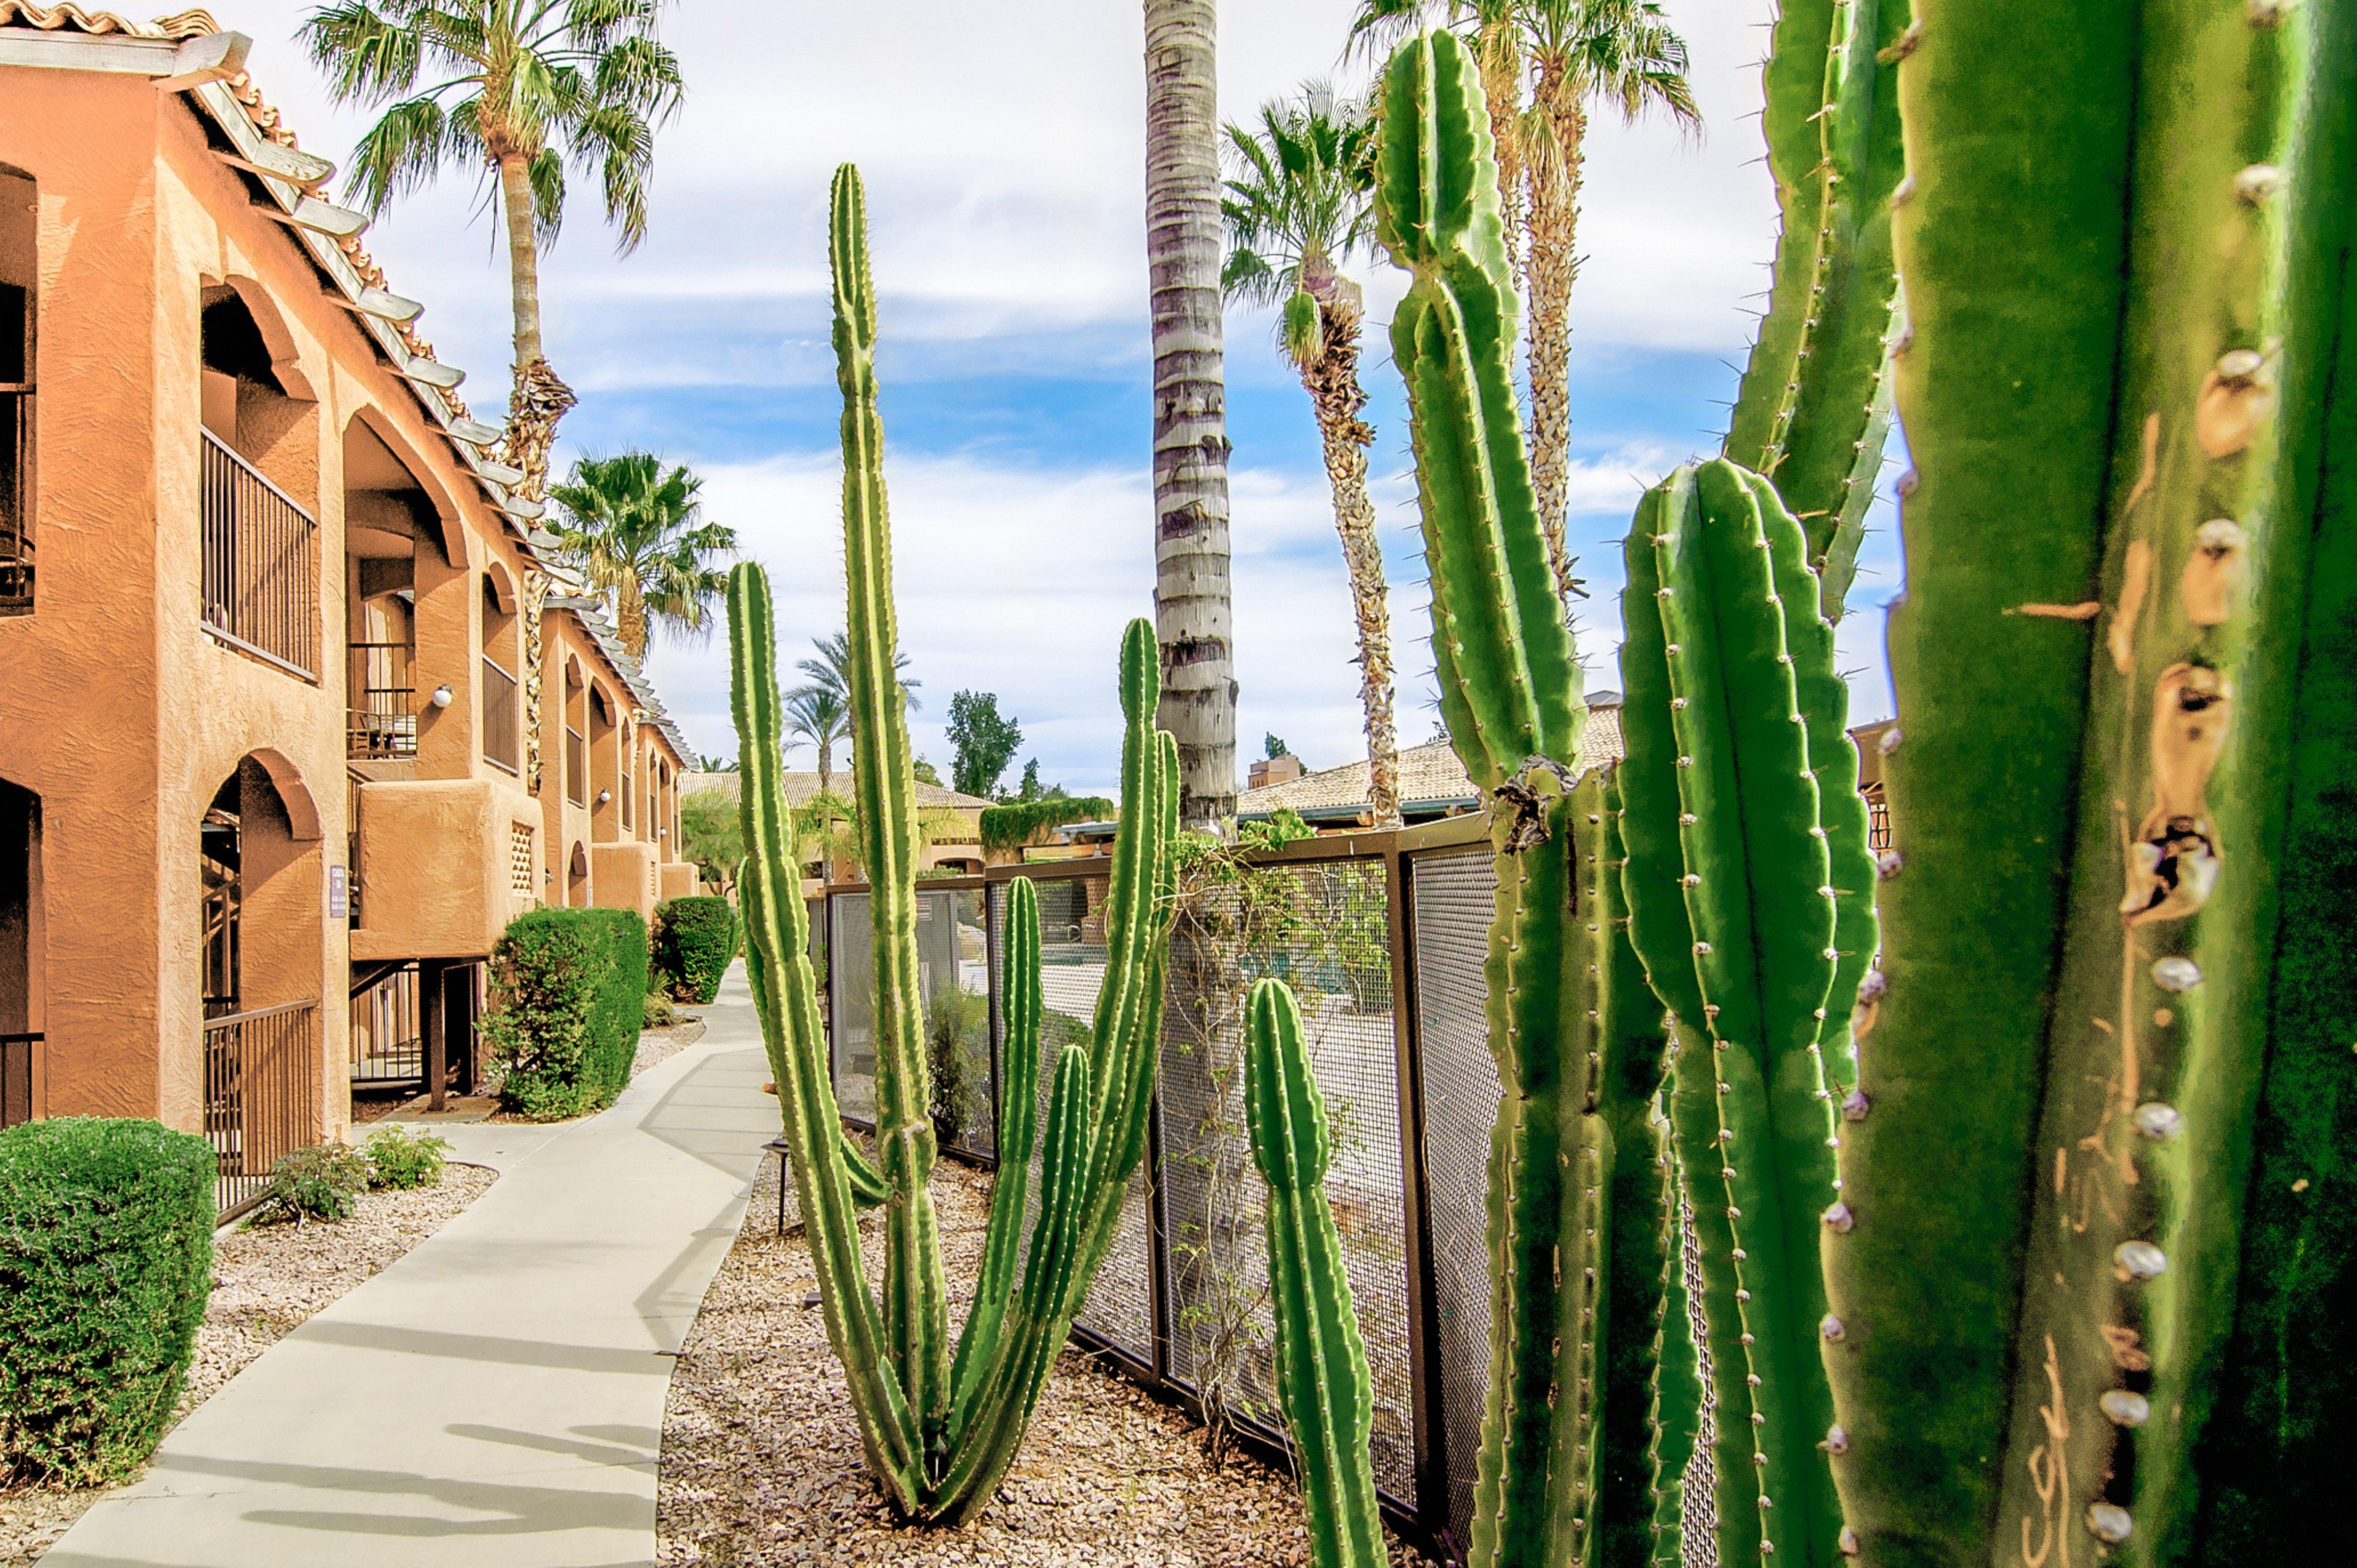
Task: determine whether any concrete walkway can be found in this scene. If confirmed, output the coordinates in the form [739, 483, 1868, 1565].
[47, 966, 778, 1568]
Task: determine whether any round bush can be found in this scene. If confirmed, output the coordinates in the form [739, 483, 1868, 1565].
[485, 907, 649, 1120]
[0, 1118, 216, 1486]
[257, 1143, 371, 1223]
[653, 896, 738, 1004]
[363, 1127, 449, 1191]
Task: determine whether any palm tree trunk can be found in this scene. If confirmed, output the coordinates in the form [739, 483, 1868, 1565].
[616, 576, 649, 661]
[1303, 292, 1400, 830]
[1479, 13, 1525, 290]
[1523, 61, 1585, 612]
[493, 153, 577, 500]
[1143, 0, 1236, 831]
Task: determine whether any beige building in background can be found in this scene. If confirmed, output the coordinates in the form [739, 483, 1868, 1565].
[0, 5, 695, 1205]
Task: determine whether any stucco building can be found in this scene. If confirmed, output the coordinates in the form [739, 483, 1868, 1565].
[0, 5, 697, 1203]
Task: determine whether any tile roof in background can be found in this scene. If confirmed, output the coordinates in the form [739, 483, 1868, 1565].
[680, 771, 995, 814]
[1238, 702, 1626, 820]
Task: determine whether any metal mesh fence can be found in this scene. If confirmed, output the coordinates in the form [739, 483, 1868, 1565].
[828, 886, 993, 1156]
[1158, 857, 1416, 1503]
[1406, 844, 1505, 1543]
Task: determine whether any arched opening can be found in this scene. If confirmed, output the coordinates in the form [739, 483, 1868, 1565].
[563, 659, 587, 806]
[2, 162, 36, 616]
[200, 284, 318, 677]
[200, 755, 324, 1213]
[480, 569, 520, 775]
[589, 683, 619, 841]
[343, 417, 442, 760]
[1, 775, 42, 1125]
[568, 840, 590, 906]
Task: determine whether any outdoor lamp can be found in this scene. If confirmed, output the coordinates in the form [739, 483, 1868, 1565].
[597, 789, 612, 805]
[430, 684, 454, 709]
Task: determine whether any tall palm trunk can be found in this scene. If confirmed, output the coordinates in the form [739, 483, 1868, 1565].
[1301, 287, 1400, 829]
[1478, 15, 1525, 290]
[615, 575, 648, 660]
[1523, 59, 1586, 611]
[1143, 0, 1236, 830]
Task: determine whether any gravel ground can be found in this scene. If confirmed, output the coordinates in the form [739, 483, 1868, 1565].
[658, 1150, 1442, 1568]
[0, 1164, 499, 1566]
[634, 1016, 710, 1077]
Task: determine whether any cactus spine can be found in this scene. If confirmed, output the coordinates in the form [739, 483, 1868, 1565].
[1615, 458, 1878, 1568]
[1725, 0, 1911, 622]
[1245, 979, 1389, 1568]
[729, 163, 1177, 1523]
[1824, 2, 2357, 1562]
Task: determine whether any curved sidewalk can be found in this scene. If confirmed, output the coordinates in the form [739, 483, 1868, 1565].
[46, 966, 778, 1568]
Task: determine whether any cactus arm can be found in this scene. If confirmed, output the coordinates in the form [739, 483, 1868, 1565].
[1812, 0, 2138, 1551]
[1648, 1179, 1703, 1568]
[841, 1137, 890, 1209]
[1738, 468, 1879, 1090]
[947, 875, 1043, 1425]
[826, 163, 951, 1448]
[1246, 979, 1389, 1568]
[1812, 319, 1899, 626]
[728, 562, 924, 1507]
[1376, 27, 1582, 787]
[1592, 773, 1685, 1568]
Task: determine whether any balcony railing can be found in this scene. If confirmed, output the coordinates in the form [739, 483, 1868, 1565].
[348, 641, 417, 758]
[566, 726, 587, 806]
[203, 1000, 317, 1219]
[482, 656, 520, 774]
[2, 385, 29, 615]
[201, 429, 317, 680]
[0, 1032, 39, 1128]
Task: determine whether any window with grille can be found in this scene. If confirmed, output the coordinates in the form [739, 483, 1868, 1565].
[510, 823, 535, 898]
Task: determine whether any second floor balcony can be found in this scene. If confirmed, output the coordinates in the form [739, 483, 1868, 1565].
[348, 640, 416, 759]
[200, 428, 317, 681]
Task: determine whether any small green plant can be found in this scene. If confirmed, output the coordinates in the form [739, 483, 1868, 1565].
[364, 1127, 449, 1191]
[653, 894, 738, 1003]
[1237, 804, 1315, 852]
[925, 985, 989, 1148]
[257, 1142, 371, 1225]
[0, 1118, 215, 1486]
[644, 992, 680, 1029]
[484, 906, 650, 1120]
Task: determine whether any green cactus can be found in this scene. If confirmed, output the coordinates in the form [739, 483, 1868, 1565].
[1822, 3, 2357, 1563]
[1245, 978, 1388, 1568]
[1615, 457, 1879, 1567]
[728, 163, 1178, 1523]
[1725, 0, 1911, 624]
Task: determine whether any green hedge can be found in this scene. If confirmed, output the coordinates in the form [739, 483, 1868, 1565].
[0, 1118, 217, 1486]
[653, 896, 738, 1004]
[484, 906, 649, 1120]
[978, 796, 1115, 853]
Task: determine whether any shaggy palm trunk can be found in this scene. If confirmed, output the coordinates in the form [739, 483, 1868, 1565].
[1480, 17, 1525, 289]
[1143, 0, 1236, 829]
[616, 576, 649, 661]
[1524, 60, 1586, 612]
[1301, 291, 1400, 829]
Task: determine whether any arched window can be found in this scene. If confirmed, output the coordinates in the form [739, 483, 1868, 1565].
[480, 573, 520, 774]
[2, 164, 34, 615]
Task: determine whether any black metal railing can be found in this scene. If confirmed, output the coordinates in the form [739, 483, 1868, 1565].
[566, 726, 587, 806]
[482, 656, 520, 774]
[0, 1032, 39, 1127]
[1, 380, 29, 615]
[203, 999, 317, 1219]
[347, 640, 417, 758]
[200, 429, 317, 679]
[351, 964, 422, 1084]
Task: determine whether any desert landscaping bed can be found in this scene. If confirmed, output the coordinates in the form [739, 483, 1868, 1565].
[0, 1164, 499, 1566]
[658, 1150, 1441, 1568]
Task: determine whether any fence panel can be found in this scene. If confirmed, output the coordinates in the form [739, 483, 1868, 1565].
[829, 885, 995, 1160]
[1405, 843, 1506, 1544]
[351, 964, 422, 1084]
[203, 1000, 318, 1220]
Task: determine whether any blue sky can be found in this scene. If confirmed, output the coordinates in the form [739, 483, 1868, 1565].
[231, 0, 1900, 795]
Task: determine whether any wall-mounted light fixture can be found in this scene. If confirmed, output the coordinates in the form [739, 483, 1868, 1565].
[596, 789, 611, 805]
[430, 684, 454, 709]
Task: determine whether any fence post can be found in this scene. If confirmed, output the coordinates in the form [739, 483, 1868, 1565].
[421, 957, 447, 1114]
[1387, 842, 1451, 1547]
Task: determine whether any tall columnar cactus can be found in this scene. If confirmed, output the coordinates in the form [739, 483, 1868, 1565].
[1724, 0, 1912, 623]
[1245, 979, 1388, 1568]
[1823, 3, 2357, 1563]
[1373, 30, 1646, 1568]
[1615, 458, 1879, 1568]
[728, 163, 1179, 1524]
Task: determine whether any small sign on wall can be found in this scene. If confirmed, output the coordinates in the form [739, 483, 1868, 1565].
[328, 866, 349, 921]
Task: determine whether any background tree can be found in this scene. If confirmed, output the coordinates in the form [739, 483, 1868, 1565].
[785, 687, 849, 792]
[546, 452, 735, 658]
[1144, 0, 1237, 829]
[677, 791, 741, 890]
[946, 690, 1023, 800]
[1223, 87, 1399, 827]
[300, 0, 684, 494]
[913, 756, 943, 787]
[1263, 732, 1291, 760]
[790, 632, 921, 752]
[693, 752, 737, 772]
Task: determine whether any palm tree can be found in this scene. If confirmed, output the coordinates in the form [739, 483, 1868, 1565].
[1223, 87, 1401, 829]
[785, 688, 849, 792]
[791, 632, 921, 727]
[300, 0, 684, 496]
[546, 452, 736, 658]
[1520, 0, 1696, 596]
[1144, 0, 1236, 830]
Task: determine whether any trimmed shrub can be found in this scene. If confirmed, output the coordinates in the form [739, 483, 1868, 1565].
[0, 1118, 216, 1486]
[977, 796, 1115, 854]
[363, 1127, 449, 1191]
[652, 895, 737, 1004]
[484, 906, 648, 1120]
[255, 1142, 371, 1224]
